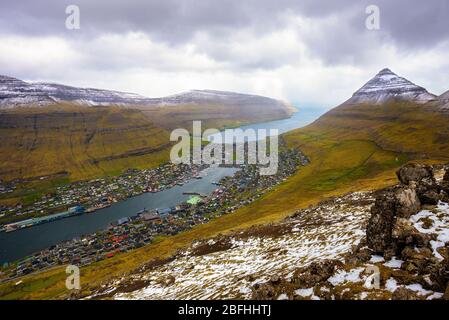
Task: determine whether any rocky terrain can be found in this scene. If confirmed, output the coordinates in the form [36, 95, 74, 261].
[344, 68, 436, 105]
[83, 163, 449, 300]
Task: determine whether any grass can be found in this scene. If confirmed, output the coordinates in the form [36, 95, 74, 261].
[0, 102, 291, 208]
[1, 100, 448, 300]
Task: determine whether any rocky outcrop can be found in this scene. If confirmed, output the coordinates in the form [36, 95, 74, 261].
[396, 163, 441, 205]
[395, 185, 421, 218]
[367, 164, 446, 255]
[251, 260, 343, 300]
[364, 163, 449, 297]
[291, 260, 343, 288]
[392, 287, 419, 300]
[366, 189, 397, 253]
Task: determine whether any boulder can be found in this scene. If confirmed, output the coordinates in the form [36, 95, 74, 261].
[419, 190, 440, 205]
[366, 189, 396, 254]
[292, 260, 342, 288]
[401, 247, 435, 274]
[392, 218, 431, 249]
[252, 283, 276, 300]
[396, 164, 441, 204]
[270, 275, 280, 284]
[396, 164, 435, 186]
[429, 258, 449, 292]
[395, 185, 421, 218]
[392, 287, 419, 300]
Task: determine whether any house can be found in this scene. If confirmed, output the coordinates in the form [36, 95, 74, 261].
[141, 213, 162, 223]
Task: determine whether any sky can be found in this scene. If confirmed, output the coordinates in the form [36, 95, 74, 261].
[1, 0, 448, 108]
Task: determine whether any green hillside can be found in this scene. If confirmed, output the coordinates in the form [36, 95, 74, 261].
[3, 100, 448, 300]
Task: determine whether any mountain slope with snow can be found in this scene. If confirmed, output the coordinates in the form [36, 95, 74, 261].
[0, 75, 55, 108]
[0, 75, 293, 114]
[439, 90, 449, 110]
[344, 68, 436, 105]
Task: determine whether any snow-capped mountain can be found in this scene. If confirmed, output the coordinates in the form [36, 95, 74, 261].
[33, 82, 152, 106]
[438, 90, 449, 110]
[0, 75, 153, 108]
[0, 75, 292, 111]
[144, 89, 293, 110]
[344, 68, 437, 105]
[0, 75, 55, 108]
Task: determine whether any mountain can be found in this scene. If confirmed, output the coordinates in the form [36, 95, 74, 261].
[344, 68, 436, 105]
[439, 90, 449, 110]
[144, 89, 294, 110]
[0, 75, 55, 108]
[0, 75, 294, 117]
[307, 68, 449, 158]
[32, 83, 152, 106]
[0, 75, 294, 182]
[0, 75, 154, 108]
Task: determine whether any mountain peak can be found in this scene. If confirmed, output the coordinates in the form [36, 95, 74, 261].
[377, 68, 394, 75]
[345, 68, 436, 105]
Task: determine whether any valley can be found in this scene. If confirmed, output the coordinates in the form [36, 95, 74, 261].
[1, 68, 449, 300]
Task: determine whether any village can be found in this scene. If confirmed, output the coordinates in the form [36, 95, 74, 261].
[0, 163, 208, 228]
[0, 148, 308, 282]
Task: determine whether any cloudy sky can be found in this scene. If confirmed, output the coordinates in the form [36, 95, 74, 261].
[1, 0, 448, 108]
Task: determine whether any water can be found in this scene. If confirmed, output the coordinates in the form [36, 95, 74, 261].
[0, 167, 238, 263]
[207, 107, 326, 143]
[0, 107, 327, 264]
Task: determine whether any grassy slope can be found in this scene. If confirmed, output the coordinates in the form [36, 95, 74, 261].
[1, 101, 449, 299]
[0, 104, 171, 182]
[138, 103, 293, 131]
[0, 105, 171, 208]
[0, 102, 291, 207]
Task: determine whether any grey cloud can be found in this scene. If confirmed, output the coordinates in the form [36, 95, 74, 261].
[1, 0, 449, 72]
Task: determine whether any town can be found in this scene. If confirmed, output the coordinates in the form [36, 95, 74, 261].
[0, 148, 308, 281]
[0, 163, 208, 229]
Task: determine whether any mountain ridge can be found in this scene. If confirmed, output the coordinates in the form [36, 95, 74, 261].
[0, 75, 293, 112]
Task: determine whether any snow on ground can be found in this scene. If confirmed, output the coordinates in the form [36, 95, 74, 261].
[383, 257, 403, 269]
[327, 267, 365, 286]
[410, 202, 449, 260]
[113, 192, 374, 300]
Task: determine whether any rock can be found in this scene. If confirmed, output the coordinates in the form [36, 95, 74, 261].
[395, 185, 421, 218]
[401, 247, 435, 274]
[165, 275, 176, 286]
[392, 287, 419, 300]
[396, 164, 435, 186]
[429, 258, 449, 292]
[420, 190, 440, 205]
[443, 169, 449, 183]
[366, 189, 396, 254]
[270, 275, 280, 284]
[439, 190, 449, 203]
[252, 283, 276, 300]
[396, 164, 440, 204]
[292, 260, 342, 288]
[392, 218, 431, 249]
[383, 247, 396, 261]
[444, 284, 449, 300]
[356, 247, 373, 263]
